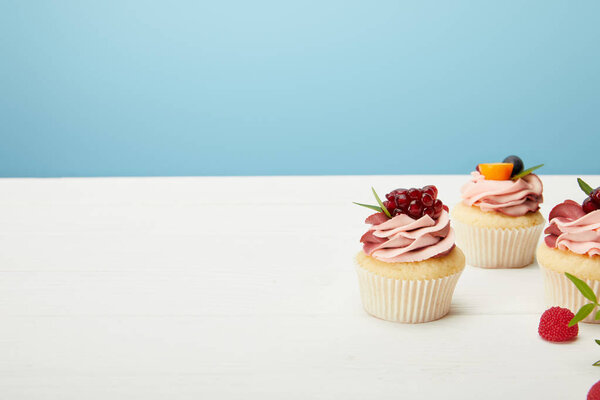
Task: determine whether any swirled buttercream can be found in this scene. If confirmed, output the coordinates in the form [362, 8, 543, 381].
[360, 210, 455, 263]
[544, 200, 600, 257]
[461, 171, 543, 216]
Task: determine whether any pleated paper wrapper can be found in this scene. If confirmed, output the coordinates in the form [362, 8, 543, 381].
[453, 220, 544, 269]
[355, 265, 462, 323]
[539, 265, 600, 324]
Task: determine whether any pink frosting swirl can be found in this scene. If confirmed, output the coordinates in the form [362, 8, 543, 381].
[544, 200, 600, 257]
[460, 171, 543, 216]
[360, 210, 455, 263]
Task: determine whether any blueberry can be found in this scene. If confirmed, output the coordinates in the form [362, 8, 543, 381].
[503, 155, 524, 176]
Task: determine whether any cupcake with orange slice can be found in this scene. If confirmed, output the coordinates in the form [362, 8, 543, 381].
[451, 156, 545, 268]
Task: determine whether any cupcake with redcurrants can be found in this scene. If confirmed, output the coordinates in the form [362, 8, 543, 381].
[451, 155, 545, 268]
[537, 178, 600, 323]
[353, 185, 465, 323]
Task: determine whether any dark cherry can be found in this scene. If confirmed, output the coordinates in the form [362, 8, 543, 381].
[592, 188, 600, 205]
[421, 193, 434, 207]
[423, 207, 435, 218]
[503, 155, 524, 177]
[395, 193, 410, 207]
[433, 199, 443, 214]
[583, 197, 599, 214]
[407, 188, 422, 200]
[407, 200, 423, 218]
[422, 185, 438, 199]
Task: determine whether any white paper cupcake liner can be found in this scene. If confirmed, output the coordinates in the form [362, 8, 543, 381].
[539, 265, 600, 324]
[355, 265, 462, 323]
[453, 220, 544, 269]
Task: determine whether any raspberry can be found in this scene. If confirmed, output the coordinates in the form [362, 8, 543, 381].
[588, 380, 600, 400]
[538, 307, 578, 342]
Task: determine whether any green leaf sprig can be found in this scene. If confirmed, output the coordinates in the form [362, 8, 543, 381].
[511, 164, 544, 180]
[565, 272, 600, 326]
[594, 340, 600, 367]
[578, 178, 594, 196]
[353, 187, 392, 218]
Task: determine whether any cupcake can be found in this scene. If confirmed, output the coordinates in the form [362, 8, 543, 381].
[354, 185, 465, 323]
[537, 178, 600, 323]
[451, 155, 545, 268]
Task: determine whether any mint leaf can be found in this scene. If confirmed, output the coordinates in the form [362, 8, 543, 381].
[593, 360, 600, 367]
[371, 187, 391, 218]
[353, 202, 383, 213]
[511, 164, 544, 180]
[569, 303, 595, 327]
[595, 339, 600, 346]
[578, 178, 594, 196]
[565, 272, 597, 303]
[595, 310, 600, 321]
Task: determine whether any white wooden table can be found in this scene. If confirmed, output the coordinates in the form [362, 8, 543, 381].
[1, 175, 599, 399]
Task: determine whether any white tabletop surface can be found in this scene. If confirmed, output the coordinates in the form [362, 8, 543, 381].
[1, 174, 599, 399]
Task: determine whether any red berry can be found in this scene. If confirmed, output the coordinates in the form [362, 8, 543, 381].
[422, 185, 438, 199]
[407, 200, 423, 218]
[588, 380, 600, 400]
[385, 192, 395, 201]
[423, 207, 435, 218]
[407, 188, 421, 200]
[395, 193, 410, 207]
[592, 188, 600, 205]
[583, 197, 599, 214]
[442, 205, 449, 212]
[392, 208, 404, 216]
[538, 307, 578, 342]
[433, 199, 443, 214]
[421, 193, 434, 207]
[383, 200, 394, 212]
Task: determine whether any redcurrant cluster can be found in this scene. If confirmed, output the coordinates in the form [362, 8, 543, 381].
[384, 185, 447, 219]
[583, 187, 600, 213]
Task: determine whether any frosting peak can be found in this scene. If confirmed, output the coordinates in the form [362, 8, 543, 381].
[360, 210, 455, 263]
[545, 200, 600, 257]
[460, 171, 543, 216]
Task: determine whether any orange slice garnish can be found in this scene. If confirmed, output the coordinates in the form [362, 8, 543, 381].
[478, 163, 514, 180]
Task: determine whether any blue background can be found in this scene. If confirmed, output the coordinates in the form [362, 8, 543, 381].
[1, 0, 599, 177]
